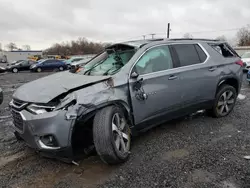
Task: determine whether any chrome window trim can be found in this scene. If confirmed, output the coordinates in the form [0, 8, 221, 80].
[129, 42, 210, 77]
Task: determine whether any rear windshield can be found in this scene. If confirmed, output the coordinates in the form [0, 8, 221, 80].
[208, 43, 239, 58]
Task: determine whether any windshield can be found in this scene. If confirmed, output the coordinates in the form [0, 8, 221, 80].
[242, 52, 250, 58]
[77, 47, 136, 76]
[38, 59, 46, 64]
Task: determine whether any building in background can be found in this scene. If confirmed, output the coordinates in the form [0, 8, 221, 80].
[0, 50, 42, 63]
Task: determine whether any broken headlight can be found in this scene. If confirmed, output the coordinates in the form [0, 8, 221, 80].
[26, 104, 55, 114]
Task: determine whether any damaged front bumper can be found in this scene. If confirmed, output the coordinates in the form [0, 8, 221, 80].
[11, 108, 76, 162]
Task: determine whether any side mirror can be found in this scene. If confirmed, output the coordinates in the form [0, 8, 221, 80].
[131, 72, 139, 79]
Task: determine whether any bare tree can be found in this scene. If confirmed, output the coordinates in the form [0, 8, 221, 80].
[44, 38, 104, 55]
[236, 27, 250, 46]
[216, 35, 227, 41]
[5, 42, 17, 51]
[22, 45, 31, 51]
[183, 33, 193, 38]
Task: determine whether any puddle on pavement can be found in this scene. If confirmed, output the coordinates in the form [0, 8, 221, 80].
[190, 169, 216, 183]
[162, 148, 190, 161]
[0, 152, 26, 168]
[12, 156, 116, 188]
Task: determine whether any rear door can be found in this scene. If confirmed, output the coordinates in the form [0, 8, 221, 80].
[128, 44, 183, 128]
[171, 43, 217, 107]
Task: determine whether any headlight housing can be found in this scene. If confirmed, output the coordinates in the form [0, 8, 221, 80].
[26, 104, 55, 114]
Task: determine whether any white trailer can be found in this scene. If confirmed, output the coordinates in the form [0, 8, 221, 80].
[0, 50, 43, 63]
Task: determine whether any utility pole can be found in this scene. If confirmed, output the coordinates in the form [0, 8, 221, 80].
[142, 35, 146, 40]
[167, 23, 170, 38]
[149, 34, 156, 39]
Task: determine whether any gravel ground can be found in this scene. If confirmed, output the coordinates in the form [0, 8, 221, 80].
[0, 69, 250, 188]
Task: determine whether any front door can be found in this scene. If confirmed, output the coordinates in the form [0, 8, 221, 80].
[129, 45, 182, 129]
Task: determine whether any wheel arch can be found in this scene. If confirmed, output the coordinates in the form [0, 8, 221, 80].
[216, 76, 240, 95]
[69, 100, 134, 155]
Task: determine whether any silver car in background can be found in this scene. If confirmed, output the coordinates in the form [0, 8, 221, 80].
[9, 38, 243, 164]
[241, 52, 250, 72]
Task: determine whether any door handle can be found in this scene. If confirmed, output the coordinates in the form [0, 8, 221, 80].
[209, 67, 217, 71]
[168, 75, 178, 80]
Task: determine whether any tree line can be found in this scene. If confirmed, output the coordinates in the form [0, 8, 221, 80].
[43, 37, 106, 55]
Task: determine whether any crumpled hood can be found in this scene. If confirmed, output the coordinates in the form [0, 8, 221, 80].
[13, 71, 111, 103]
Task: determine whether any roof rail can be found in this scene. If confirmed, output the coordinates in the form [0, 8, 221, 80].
[169, 38, 220, 42]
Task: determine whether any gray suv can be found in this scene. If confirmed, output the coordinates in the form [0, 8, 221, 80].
[9, 38, 243, 164]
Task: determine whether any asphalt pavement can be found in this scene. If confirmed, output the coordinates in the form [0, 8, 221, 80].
[0, 70, 250, 188]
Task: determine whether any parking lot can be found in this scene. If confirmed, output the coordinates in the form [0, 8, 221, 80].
[1, 70, 250, 188]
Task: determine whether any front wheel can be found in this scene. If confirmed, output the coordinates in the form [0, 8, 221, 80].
[208, 85, 237, 118]
[93, 106, 131, 164]
[59, 66, 64, 71]
[12, 68, 18, 73]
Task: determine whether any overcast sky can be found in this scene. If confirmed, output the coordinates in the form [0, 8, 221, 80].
[0, 0, 250, 50]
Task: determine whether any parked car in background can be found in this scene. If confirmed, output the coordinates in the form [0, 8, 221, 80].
[6, 60, 24, 66]
[30, 59, 67, 72]
[0, 66, 6, 73]
[7, 60, 37, 73]
[10, 38, 243, 165]
[69, 56, 93, 71]
[0, 87, 3, 105]
[241, 52, 250, 72]
[64, 55, 96, 67]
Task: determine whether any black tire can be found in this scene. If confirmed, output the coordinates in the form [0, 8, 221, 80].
[93, 106, 131, 165]
[59, 66, 64, 71]
[14, 131, 23, 141]
[208, 84, 237, 118]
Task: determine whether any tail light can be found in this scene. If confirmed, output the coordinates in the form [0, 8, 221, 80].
[235, 60, 244, 67]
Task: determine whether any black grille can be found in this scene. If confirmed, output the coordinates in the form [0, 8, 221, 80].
[11, 110, 24, 131]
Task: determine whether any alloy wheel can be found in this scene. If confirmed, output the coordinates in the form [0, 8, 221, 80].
[112, 113, 130, 153]
[37, 68, 42, 72]
[13, 68, 18, 73]
[216, 90, 235, 116]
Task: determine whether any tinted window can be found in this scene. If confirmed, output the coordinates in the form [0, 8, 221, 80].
[195, 44, 207, 62]
[173, 44, 201, 67]
[135, 45, 173, 75]
[21, 61, 29, 66]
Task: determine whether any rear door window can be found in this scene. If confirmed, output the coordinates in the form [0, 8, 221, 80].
[172, 44, 202, 67]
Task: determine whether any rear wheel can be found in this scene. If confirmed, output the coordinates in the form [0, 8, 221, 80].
[37, 68, 42, 72]
[208, 85, 237, 118]
[93, 106, 131, 164]
[12, 68, 18, 73]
